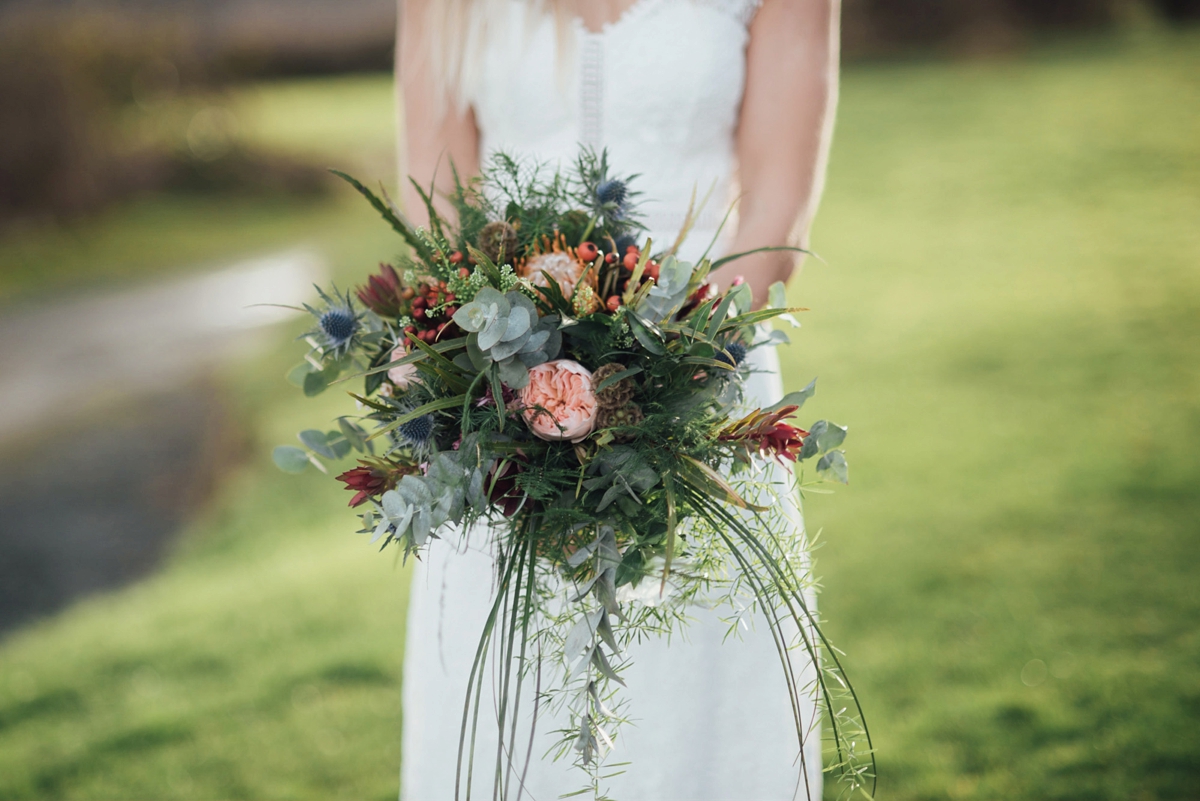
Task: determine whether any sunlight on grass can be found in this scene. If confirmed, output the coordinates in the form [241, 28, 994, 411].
[0, 29, 1197, 801]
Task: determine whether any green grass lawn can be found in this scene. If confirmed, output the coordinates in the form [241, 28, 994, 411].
[1, 30, 1198, 800]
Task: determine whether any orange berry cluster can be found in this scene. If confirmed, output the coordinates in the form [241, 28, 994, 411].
[599, 244, 660, 313]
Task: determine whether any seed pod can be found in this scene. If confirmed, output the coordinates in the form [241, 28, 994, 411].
[592, 363, 636, 410]
[596, 402, 644, 442]
[478, 221, 519, 265]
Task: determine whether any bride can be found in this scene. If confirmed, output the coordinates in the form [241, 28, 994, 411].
[395, 1, 840, 798]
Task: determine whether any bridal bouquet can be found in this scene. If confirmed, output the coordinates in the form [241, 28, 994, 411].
[274, 151, 873, 799]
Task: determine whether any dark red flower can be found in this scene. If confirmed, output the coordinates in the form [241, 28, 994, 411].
[486, 458, 526, 517]
[356, 263, 406, 318]
[757, 420, 808, 463]
[336, 463, 398, 507]
[475, 383, 519, 409]
[719, 405, 809, 464]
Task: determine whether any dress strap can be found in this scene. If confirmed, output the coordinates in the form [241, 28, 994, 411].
[702, 0, 763, 27]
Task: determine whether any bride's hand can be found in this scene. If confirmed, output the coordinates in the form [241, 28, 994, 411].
[712, 0, 839, 309]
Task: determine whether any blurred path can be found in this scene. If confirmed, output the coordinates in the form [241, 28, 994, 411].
[0, 249, 325, 635]
[0, 249, 323, 442]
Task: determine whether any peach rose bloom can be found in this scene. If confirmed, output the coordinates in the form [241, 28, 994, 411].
[521, 252, 586, 299]
[519, 359, 598, 442]
[388, 346, 421, 391]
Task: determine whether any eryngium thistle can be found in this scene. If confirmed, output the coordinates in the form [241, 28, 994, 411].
[320, 307, 360, 350]
[596, 179, 628, 219]
[397, 414, 436, 448]
[478, 221, 519, 265]
[592, 363, 635, 410]
[716, 341, 748, 367]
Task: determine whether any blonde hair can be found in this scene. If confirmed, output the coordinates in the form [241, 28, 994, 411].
[418, 0, 573, 109]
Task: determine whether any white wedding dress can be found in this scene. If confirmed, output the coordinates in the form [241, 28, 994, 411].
[402, 1, 824, 799]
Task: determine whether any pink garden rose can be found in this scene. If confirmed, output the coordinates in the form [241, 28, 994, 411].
[519, 359, 598, 442]
[388, 346, 421, 391]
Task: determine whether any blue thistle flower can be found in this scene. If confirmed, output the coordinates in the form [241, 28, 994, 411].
[596, 179, 628, 220]
[716, 342, 748, 367]
[319, 306, 359, 350]
[397, 414, 436, 448]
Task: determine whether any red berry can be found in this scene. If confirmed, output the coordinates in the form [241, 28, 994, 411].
[644, 263, 660, 281]
[622, 252, 639, 271]
[445, 306, 458, 318]
[606, 295, 621, 312]
[458, 267, 471, 279]
[413, 307, 426, 319]
[625, 245, 639, 255]
[605, 253, 617, 264]
[578, 242, 598, 262]
[449, 251, 463, 264]
[412, 296, 427, 310]
[404, 325, 416, 336]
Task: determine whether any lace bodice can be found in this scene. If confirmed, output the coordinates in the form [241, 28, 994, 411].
[467, 0, 763, 257]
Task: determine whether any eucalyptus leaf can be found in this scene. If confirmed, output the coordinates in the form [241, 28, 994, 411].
[477, 315, 506, 351]
[299, 429, 337, 459]
[487, 329, 531, 361]
[767, 281, 788, 310]
[764, 378, 817, 414]
[591, 644, 626, 687]
[765, 281, 802, 328]
[273, 446, 310, 474]
[337, 418, 367, 453]
[565, 609, 604, 659]
[817, 449, 849, 484]
[497, 357, 531, 388]
[501, 305, 531, 341]
[765, 328, 791, 346]
[328, 436, 352, 460]
[816, 421, 848, 453]
[302, 370, 328, 397]
[286, 362, 313, 388]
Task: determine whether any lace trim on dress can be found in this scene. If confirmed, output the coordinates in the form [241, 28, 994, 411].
[696, 0, 764, 26]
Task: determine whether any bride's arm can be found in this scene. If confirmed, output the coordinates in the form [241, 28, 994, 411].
[715, 0, 840, 308]
[396, 0, 481, 226]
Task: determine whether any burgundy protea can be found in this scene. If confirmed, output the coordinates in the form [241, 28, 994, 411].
[719, 405, 809, 464]
[757, 419, 808, 463]
[356, 263, 407, 318]
[336, 461, 409, 507]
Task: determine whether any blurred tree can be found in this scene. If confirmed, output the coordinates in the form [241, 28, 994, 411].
[0, 10, 328, 226]
[1151, 0, 1200, 19]
[839, 0, 1171, 57]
